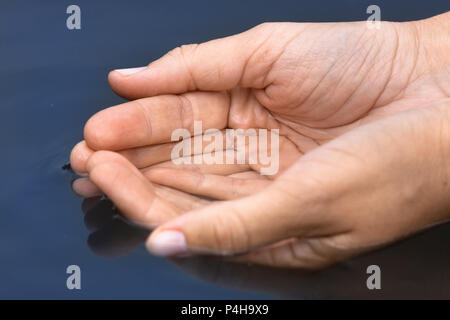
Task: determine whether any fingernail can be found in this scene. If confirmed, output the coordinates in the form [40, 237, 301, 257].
[147, 230, 188, 256]
[114, 67, 146, 75]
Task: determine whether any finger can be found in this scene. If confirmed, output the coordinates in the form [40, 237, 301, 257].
[70, 141, 94, 175]
[152, 185, 211, 210]
[108, 24, 276, 99]
[73, 126, 297, 176]
[118, 129, 230, 169]
[86, 151, 180, 228]
[138, 131, 302, 178]
[146, 150, 250, 175]
[73, 176, 211, 211]
[71, 129, 230, 174]
[146, 168, 270, 200]
[84, 91, 229, 150]
[71, 158, 250, 199]
[118, 141, 185, 170]
[77, 177, 210, 224]
[72, 177, 102, 198]
[145, 178, 333, 257]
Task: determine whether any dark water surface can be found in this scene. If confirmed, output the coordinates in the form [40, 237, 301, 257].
[1, 0, 449, 299]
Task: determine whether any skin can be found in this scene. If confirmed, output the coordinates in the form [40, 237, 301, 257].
[71, 12, 450, 269]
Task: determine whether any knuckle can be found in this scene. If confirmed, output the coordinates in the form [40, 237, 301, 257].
[167, 44, 198, 63]
[168, 44, 200, 90]
[133, 99, 153, 138]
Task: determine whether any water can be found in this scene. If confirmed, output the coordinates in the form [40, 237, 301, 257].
[1, 0, 449, 299]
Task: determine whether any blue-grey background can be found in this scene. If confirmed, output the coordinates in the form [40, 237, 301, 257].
[1, 0, 449, 299]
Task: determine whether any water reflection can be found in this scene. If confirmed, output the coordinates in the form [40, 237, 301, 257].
[82, 197, 149, 258]
[82, 198, 450, 299]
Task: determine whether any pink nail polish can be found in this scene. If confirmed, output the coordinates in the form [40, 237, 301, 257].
[114, 67, 146, 75]
[147, 230, 188, 256]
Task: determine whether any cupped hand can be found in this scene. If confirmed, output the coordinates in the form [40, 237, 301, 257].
[70, 13, 450, 268]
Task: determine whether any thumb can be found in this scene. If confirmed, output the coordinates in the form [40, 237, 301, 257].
[145, 182, 323, 257]
[108, 23, 279, 99]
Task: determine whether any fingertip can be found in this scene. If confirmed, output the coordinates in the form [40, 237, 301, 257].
[84, 108, 130, 151]
[70, 141, 94, 174]
[84, 102, 150, 150]
[83, 111, 113, 151]
[83, 103, 138, 150]
[107, 70, 120, 83]
[72, 177, 102, 198]
[108, 68, 148, 100]
[83, 113, 101, 150]
[107, 70, 127, 99]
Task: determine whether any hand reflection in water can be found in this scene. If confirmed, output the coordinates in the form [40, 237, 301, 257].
[82, 197, 149, 258]
[81, 195, 450, 299]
